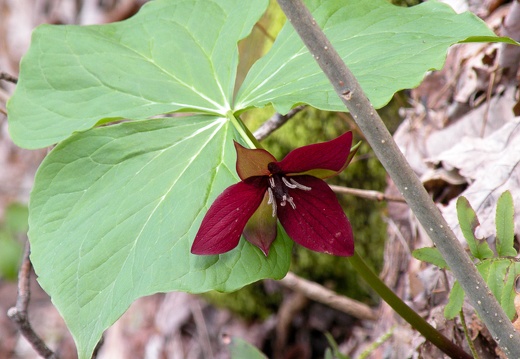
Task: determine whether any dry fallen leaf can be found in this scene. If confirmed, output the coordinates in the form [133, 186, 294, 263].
[432, 119, 520, 243]
[512, 294, 520, 331]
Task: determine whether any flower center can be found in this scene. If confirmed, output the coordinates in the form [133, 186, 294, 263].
[266, 173, 311, 217]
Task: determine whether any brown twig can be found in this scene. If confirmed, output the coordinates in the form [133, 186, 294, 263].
[253, 105, 306, 141]
[0, 72, 18, 84]
[278, 272, 378, 321]
[329, 184, 407, 203]
[7, 242, 58, 359]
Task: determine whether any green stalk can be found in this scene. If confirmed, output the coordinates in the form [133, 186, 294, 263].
[358, 326, 395, 359]
[228, 112, 263, 149]
[349, 251, 471, 359]
[460, 309, 480, 359]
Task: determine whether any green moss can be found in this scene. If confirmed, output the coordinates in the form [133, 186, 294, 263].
[202, 282, 282, 320]
[0, 203, 27, 281]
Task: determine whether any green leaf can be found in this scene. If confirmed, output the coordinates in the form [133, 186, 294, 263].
[476, 259, 520, 320]
[463, 36, 520, 45]
[480, 259, 509, 305]
[412, 247, 449, 269]
[445, 258, 519, 321]
[8, 0, 268, 149]
[444, 259, 520, 320]
[457, 196, 494, 260]
[324, 332, 350, 359]
[29, 115, 291, 359]
[496, 191, 517, 257]
[235, 0, 504, 114]
[476, 259, 492, 284]
[445, 280, 464, 320]
[502, 262, 520, 320]
[228, 337, 268, 359]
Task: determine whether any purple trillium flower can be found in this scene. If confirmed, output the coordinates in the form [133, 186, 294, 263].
[191, 131, 356, 257]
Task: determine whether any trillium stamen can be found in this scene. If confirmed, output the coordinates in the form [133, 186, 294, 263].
[282, 177, 297, 189]
[283, 195, 296, 209]
[289, 178, 312, 191]
[267, 187, 277, 217]
[270, 174, 301, 210]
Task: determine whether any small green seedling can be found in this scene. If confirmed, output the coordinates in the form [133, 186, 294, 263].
[413, 191, 519, 319]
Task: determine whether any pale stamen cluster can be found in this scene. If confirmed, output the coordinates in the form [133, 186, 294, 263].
[267, 176, 311, 217]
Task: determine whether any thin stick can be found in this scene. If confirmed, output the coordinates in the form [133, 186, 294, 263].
[276, 0, 520, 357]
[329, 184, 406, 203]
[279, 271, 378, 321]
[7, 242, 58, 359]
[253, 105, 306, 141]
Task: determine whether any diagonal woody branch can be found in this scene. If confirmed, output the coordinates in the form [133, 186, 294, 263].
[276, 0, 520, 358]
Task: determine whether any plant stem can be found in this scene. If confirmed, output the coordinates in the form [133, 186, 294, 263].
[228, 112, 263, 149]
[460, 309, 480, 359]
[276, 0, 520, 357]
[358, 325, 395, 359]
[349, 252, 471, 359]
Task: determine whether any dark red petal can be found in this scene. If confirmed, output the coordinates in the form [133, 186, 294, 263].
[277, 176, 354, 256]
[276, 132, 353, 175]
[191, 177, 267, 255]
[243, 191, 278, 256]
[234, 141, 276, 180]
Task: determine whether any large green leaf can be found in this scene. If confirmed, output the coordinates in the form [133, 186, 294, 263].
[8, 0, 268, 149]
[29, 115, 292, 359]
[235, 0, 500, 114]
